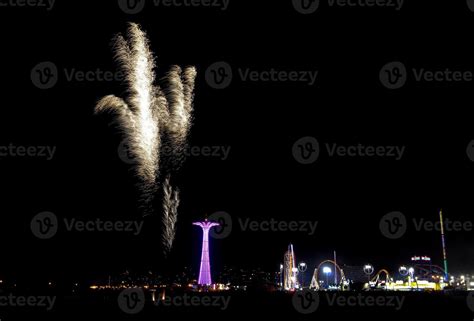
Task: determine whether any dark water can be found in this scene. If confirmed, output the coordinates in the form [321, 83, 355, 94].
[1, 290, 472, 320]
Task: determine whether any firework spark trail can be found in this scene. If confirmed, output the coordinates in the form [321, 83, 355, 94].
[159, 66, 196, 253]
[162, 175, 180, 255]
[162, 65, 197, 170]
[159, 67, 195, 253]
[95, 23, 196, 253]
[96, 23, 160, 187]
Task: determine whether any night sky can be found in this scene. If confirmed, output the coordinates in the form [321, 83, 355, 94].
[1, 0, 474, 288]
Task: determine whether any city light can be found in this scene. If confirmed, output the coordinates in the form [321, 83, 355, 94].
[298, 262, 307, 288]
[399, 266, 409, 277]
[283, 244, 298, 290]
[363, 264, 374, 276]
[78, 215, 467, 294]
[298, 262, 307, 272]
[322, 266, 332, 288]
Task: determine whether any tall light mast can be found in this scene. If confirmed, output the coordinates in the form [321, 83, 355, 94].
[439, 209, 449, 281]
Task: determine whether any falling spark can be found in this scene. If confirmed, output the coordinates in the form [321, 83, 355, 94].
[95, 23, 196, 253]
[162, 175, 179, 255]
[159, 66, 195, 252]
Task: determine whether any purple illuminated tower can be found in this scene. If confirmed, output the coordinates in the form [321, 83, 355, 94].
[193, 219, 220, 286]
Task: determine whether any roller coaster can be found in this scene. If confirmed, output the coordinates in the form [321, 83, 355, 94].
[309, 263, 391, 290]
[284, 211, 451, 292]
[304, 260, 446, 291]
[309, 260, 346, 290]
[280, 210, 452, 291]
[370, 269, 391, 288]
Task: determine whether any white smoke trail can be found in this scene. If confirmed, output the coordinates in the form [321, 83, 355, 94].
[162, 175, 180, 256]
[95, 23, 196, 254]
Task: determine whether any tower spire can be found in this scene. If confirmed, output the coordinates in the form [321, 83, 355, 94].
[193, 219, 220, 286]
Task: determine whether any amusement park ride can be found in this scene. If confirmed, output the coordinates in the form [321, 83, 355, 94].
[282, 210, 451, 292]
[280, 255, 448, 292]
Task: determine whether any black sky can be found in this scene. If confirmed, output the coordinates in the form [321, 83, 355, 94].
[1, 0, 474, 287]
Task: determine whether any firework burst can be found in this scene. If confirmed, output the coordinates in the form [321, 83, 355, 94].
[95, 23, 196, 254]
